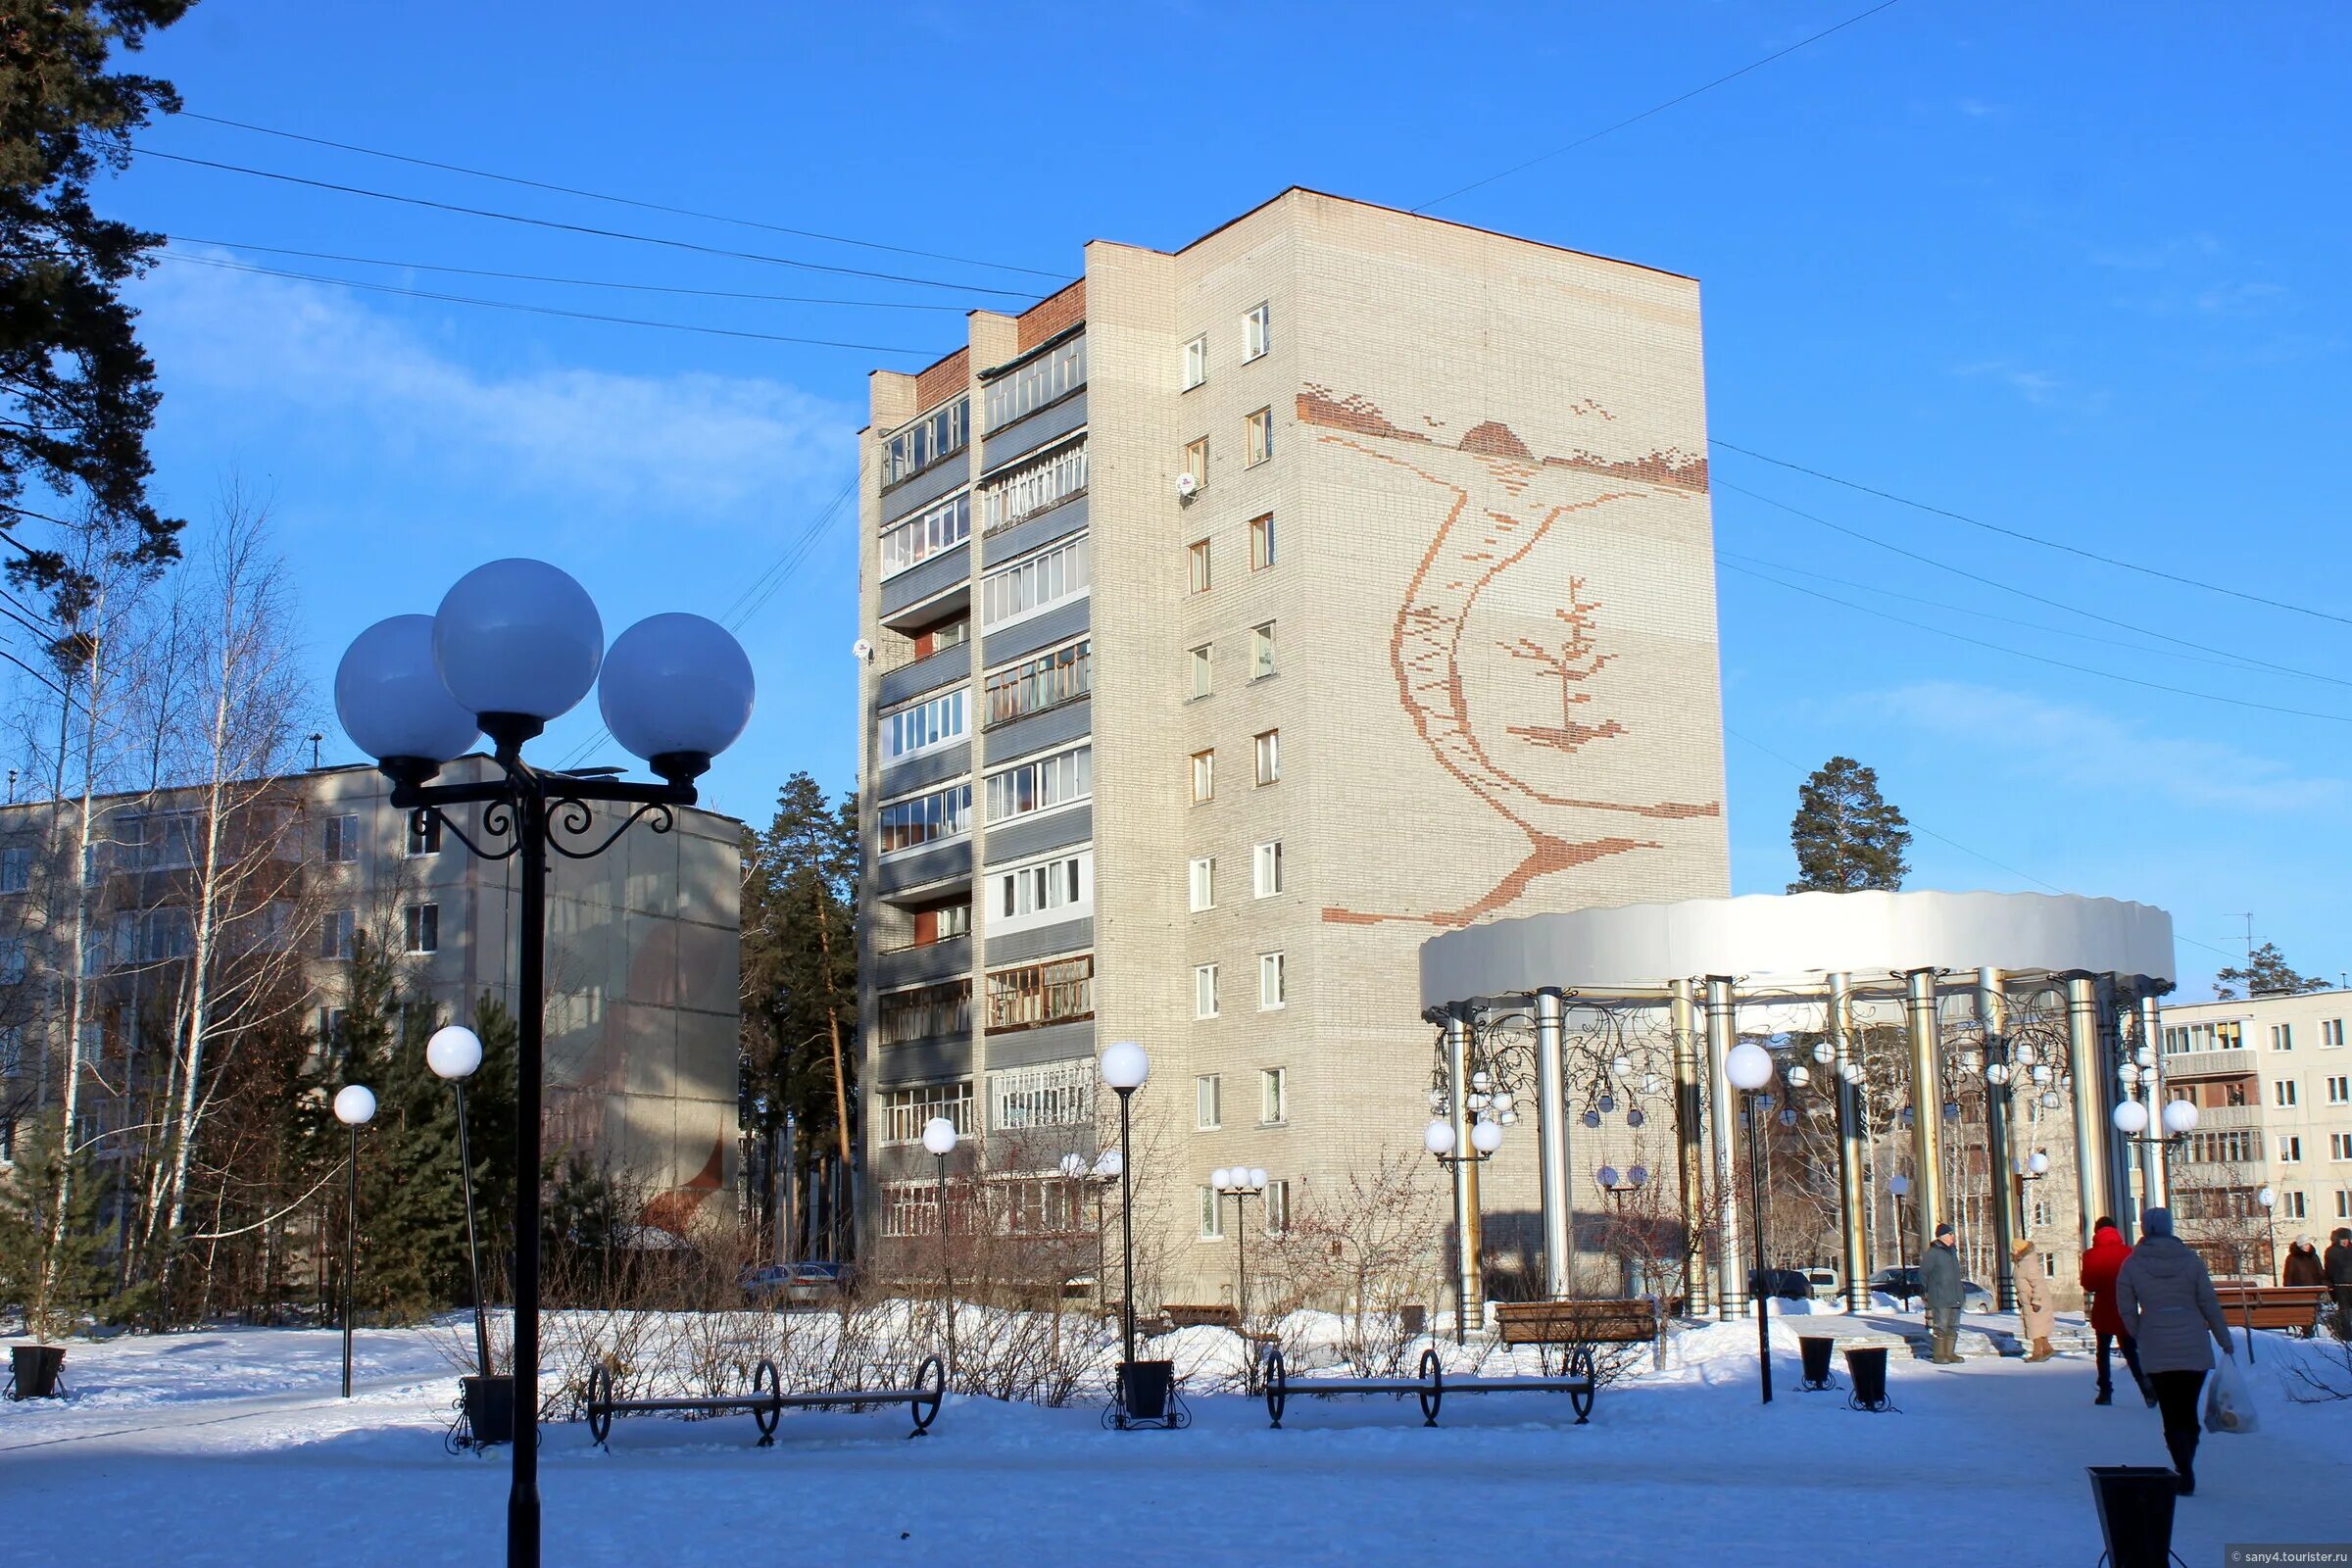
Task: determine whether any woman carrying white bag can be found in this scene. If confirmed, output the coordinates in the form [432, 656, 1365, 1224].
[2115, 1207, 2239, 1496]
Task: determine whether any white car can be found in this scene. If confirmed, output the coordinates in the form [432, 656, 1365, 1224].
[1804, 1266, 1842, 1302]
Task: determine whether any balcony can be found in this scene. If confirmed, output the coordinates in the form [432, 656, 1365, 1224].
[870, 933, 970, 991]
[2184, 1103, 2264, 1131]
[2162, 1048, 2254, 1079]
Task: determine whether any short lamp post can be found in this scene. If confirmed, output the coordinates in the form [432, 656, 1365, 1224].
[335, 559, 754, 1568]
[426, 1026, 493, 1379]
[2250, 1185, 2278, 1362]
[923, 1116, 960, 1371]
[332, 1084, 376, 1400]
[1424, 1103, 1503, 1346]
[1726, 1039, 1776, 1404]
[1210, 1166, 1269, 1343]
[1098, 1041, 1152, 1423]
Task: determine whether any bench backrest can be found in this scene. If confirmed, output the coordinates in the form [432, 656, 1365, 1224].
[1495, 1298, 1659, 1344]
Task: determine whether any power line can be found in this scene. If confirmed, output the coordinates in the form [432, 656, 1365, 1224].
[158, 252, 933, 356]
[1413, 0, 1909, 212]
[1715, 478, 2352, 690]
[175, 111, 1069, 282]
[1721, 559, 2352, 724]
[133, 146, 1043, 301]
[165, 236, 968, 311]
[1712, 439, 2352, 629]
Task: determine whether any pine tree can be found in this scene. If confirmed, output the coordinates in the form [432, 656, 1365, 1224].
[740, 775, 858, 1154]
[2214, 942, 2328, 1001]
[0, 1113, 115, 1337]
[1788, 756, 1912, 893]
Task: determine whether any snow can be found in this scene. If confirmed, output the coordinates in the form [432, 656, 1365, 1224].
[4, 1314, 2348, 1567]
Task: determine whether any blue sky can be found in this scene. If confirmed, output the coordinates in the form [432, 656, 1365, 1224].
[98, 1, 2348, 997]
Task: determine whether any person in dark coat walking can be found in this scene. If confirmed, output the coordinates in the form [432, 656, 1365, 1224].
[2114, 1206, 2234, 1496]
[1923, 1221, 1964, 1363]
[2081, 1217, 2146, 1404]
[2327, 1229, 2352, 1337]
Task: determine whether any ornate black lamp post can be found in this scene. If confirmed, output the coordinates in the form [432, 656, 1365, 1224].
[923, 1115, 960, 1371]
[426, 1026, 493, 1377]
[1726, 1038, 1775, 1404]
[1099, 1041, 1170, 1427]
[1211, 1166, 1268, 1348]
[334, 559, 754, 1568]
[333, 1084, 376, 1399]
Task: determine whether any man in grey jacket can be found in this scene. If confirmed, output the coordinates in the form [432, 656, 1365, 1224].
[2114, 1207, 2234, 1496]
[1923, 1221, 1964, 1364]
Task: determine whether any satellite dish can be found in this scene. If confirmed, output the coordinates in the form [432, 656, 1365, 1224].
[1175, 472, 1199, 498]
[851, 638, 874, 662]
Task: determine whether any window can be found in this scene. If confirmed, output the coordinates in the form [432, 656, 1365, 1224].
[984, 745, 1091, 824]
[2342, 1192, 2352, 1221]
[994, 849, 1091, 931]
[1199, 1185, 1224, 1239]
[1182, 335, 1206, 390]
[0, 1117, 13, 1164]
[2328, 1075, 2349, 1104]
[0, 938, 23, 984]
[985, 954, 1095, 1033]
[403, 904, 439, 955]
[320, 908, 356, 960]
[1250, 621, 1276, 680]
[1191, 750, 1214, 805]
[1249, 514, 1274, 571]
[878, 782, 973, 854]
[0, 846, 28, 893]
[2330, 1133, 2352, 1160]
[1188, 857, 1215, 912]
[881, 1081, 974, 1145]
[878, 980, 970, 1045]
[981, 534, 1090, 628]
[879, 688, 969, 762]
[2281, 1136, 2303, 1163]
[980, 438, 1089, 535]
[879, 491, 972, 578]
[989, 1059, 1094, 1131]
[1252, 840, 1283, 899]
[1188, 539, 1211, 594]
[883, 395, 968, 485]
[1259, 1066, 1287, 1125]
[983, 334, 1085, 430]
[0, 1027, 20, 1077]
[317, 1006, 347, 1043]
[1189, 643, 1213, 700]
[1254, 729, 1280, 786]
[985, 639, 1091, 726]
[2273, 1023, 2295, 1052]
[406, 812, 442, 857]
[2032, 1199, 2052, 1228]
[1182, 437, 1208, 493]
[1258, 951, 1286, 1009]
[1195, 963, 1219, 1018]
[323, 812, 360, 863]
[2281, 1191, 2308, 1219]
[1264, 1179, 1291, 1236]
[2041, 1253, 2057, 1279]
[2276, 1079, 2300, 1107]
[1245, 407, 1273, 466]
[2326, 1019, 2346, 1049]
[908, 902, 969, 947]
[1196, 1073, 1222, 1130]
[1243, 302, 1270, 361]
[912, 617, 969, 660]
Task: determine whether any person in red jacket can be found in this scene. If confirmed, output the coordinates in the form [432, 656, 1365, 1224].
[2082, 1217, 2148, 1405]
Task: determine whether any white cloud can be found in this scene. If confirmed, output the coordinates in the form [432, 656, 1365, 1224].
[1846, 681, 2346, 815]
[132, 253, 858, 519]
[1950, 358, 2103, 413]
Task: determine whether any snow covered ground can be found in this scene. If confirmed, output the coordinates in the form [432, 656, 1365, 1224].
[4, 1314, 2348, 1567]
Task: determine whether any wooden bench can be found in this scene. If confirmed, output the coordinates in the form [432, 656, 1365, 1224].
[1495, 1298, 1662, 1374]
[1163, 1303, 1241, 1331]
[2213, 1284, 2332, 1336]
[583, 1355, 945, 1447]
[1259, 1346, 1599, 1428]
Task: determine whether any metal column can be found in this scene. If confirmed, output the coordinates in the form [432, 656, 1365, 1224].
[2099, 977, 2136, 1234]
[2138, 992, 2170, 1209]
[1671, 979, 1708, 1316]
[1902, 968, 1946, 1266]
[1446, 1005, 1483, 1335]
[1829, 972, 1869, 1314]
[1535, 988, 1572, 1300]
[1978, 967, 2018, 1312]
[1704, 976, 1745, 1320]
[2065, 975, 2113, 1247]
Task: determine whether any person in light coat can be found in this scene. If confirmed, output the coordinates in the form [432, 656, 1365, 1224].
[2012, 1238, 2056, 1361]
[2113, 1207, 2233, 1496]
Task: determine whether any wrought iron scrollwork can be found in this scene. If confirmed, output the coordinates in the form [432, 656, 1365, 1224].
[546, 796, 675, 861]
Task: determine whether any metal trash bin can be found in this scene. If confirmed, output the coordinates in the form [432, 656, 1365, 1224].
[2086, 1465, 2177, 1568]
[8, 1345, 66, 1400]
[1843, 1345, 1892, 1412]
[1799, 1336, 1838, 1391]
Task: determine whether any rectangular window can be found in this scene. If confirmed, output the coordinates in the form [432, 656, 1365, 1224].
[1254, 729, 1280, 787]
[403, 904, 439, 955]
[980, 534, 1090, 629]
[993, 849, 1092, 930]
[980, 438, 1089, 536]
[1245, 407, 1273, 466]
[1249, 514, 1274, 571]
[1264, 1179, 1291, 1236]
[1189, 644, 1213, 700]
[0, 846, 29, 893]
[1191, 750, 1214, 805]
[323, 812, 360, 864]
[983, 745, 1091, 824]
[1243, 303, 1270, 361]
[879, 491, 972, 579]
[320, 908, 356, 960]
[1200, 1185, 1223, 1240]
[1195, 963, 1219, 1019]
[1196, 1073, 1222, 1130]
[2273, 1023, 2294, 1051]
[986, 954, 1095, 1033]
[406, 811, 442, 857]
[2325, 1074, 2349, 1104]
[2276, 1079, 2300, 1107]
[1182, 335, 1206, 390]
[2041, 1253, 2057, 1279]
[1252, 840, 1282, 899]
[2032, 1199, 2051, 1228]
[1260, 1066, 1287, 1125]
[1188, 857, 1215, 912]
[878, 782, 974, 854]
[2325, 1019, 2346, 1049]
[2282, 1191, 2307, 1219]
[984, 639, 1091, 726]
[2330, 1132, 2351, 1160]
[983, 334, 1085, 431]
[1188, 538, 1211, 594]
[908, 902, 969, 947]
[989, 1059, 1095, 1131]
[0, 1027, 20, 1077]
[883, 395, 969, 485]
[2341, 1192, 2352, 1220]
[1183, 437, 1208, 493]
[1250, 621, 1276, 680]
[1258, 951, 1286, 1009]
[911, 617, 969, 660]
[317, 1006, 347, 1043]
[880, 1081, 974, 1146]
[878, 980, 971, 1046]
[2280, 1135, 2303, 1162]
[879, 688, 969, 762]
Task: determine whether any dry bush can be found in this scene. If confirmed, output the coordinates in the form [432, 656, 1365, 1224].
[1266, 1152, 1444, 1377]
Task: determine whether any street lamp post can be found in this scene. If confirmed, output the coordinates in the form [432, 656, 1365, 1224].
[1889, 1172, 1914, 1309]
[923, 1116, 960, 1371]
[1424, 1091, 1506, 1345]
[2250, 1185, 2278, 1362]
[426, 1026, 493, 1379]
[332, 1084, 376, 1400]
[1099, 1041, 1151, 1421]
[1726, 1039, 1775, 1403]
[335, 560, 754, 1568]
[1211, 1167, 1269, 1353]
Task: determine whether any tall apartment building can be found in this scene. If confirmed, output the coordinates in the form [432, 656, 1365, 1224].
[2159, 990, 2352, 1269]
[857, 190, 1729, 1297]
[0, 758, 743, 1222]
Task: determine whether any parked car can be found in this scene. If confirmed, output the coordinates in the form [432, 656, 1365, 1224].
[1867, 1266, 1991, 1307]
[1804, 1266, 1842, 1302]
[742, 1261, 852, 1306]
[1748, 1267, 1813, 1301]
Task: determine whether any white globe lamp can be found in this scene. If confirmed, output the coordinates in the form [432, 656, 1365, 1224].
[1726, 1040, 1773, 1093]
[1469, 1118, 1504, 1155]
[921, 1116, 958, 1157]
[2160, 1099, 2199, 1137]
[334, 614, 480, 772]
[597, 612, 757, 786]
[333, 1084, 377, 1127]
[1424, 1119, 1457, 1157]
[1100, 1041, 1150, 1092]
[2112, 1101, 2149, 1136]
[431, 559, 604, 736]
[425, 1025, 484, 1081]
